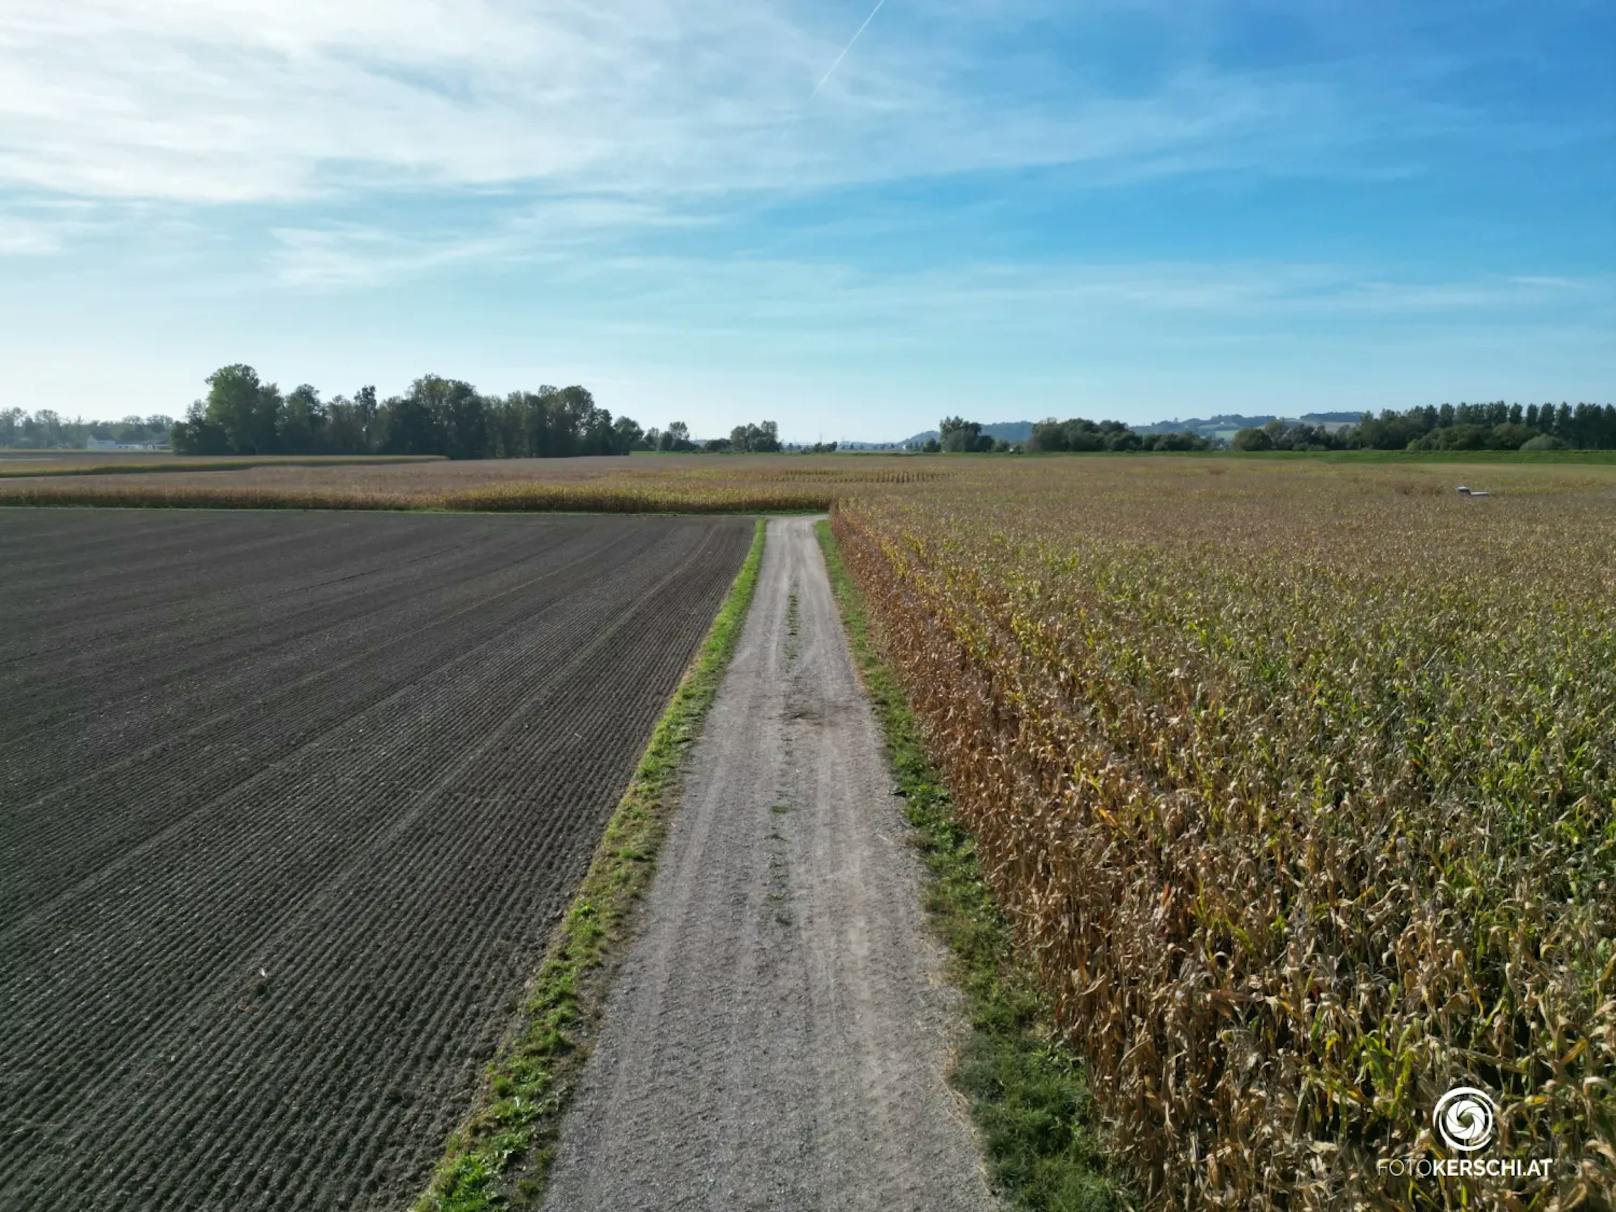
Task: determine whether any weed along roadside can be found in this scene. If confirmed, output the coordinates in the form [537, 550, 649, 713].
[415, 519, 765, 1212]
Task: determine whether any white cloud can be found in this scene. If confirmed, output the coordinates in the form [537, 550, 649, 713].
[267, 195, 711, 287]
[0, 201, 134, 256]
[562, 253, 1609, 319]
[0, 215, 63, 255]
[0, 0, 1467, 209]
[266, 225, 513, 289]
[538, 254, 1610, 330]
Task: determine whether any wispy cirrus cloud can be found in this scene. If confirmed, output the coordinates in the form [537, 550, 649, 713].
[2, 1, 1610, 429]
[268, 195, 714, 287]
[0, 214, 65, 256]
[0, 199, 132, 257]
[545, 256, 1613, 332]
[0, 0, 1515, 210]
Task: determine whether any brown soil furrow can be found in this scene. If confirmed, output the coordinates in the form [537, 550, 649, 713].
[0, 518, 641, 800]
[0, 523, 655, 902]
[0, 509, 751, 1212]
[74, 528, 739, 1209]
[0, 524, 717, 1077]
[0, 509, 227, 579]
[0, 520, 462, 668]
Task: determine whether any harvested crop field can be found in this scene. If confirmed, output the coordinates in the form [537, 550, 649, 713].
[0, 452, 947, 512]
[0, 508, 753, 1212]
[0, 453, 445, 479]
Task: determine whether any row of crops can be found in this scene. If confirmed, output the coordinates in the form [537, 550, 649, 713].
[833, 459, 1615, 1208]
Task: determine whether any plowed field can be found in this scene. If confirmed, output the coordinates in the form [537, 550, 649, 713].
[0, 509, 753, 1212]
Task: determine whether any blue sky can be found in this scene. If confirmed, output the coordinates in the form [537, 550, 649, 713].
[2, 0, 1612, 442]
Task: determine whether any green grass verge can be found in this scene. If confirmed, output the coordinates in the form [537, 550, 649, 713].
[415, 517, 766, 1212]
[815, 518, 1119, 1212]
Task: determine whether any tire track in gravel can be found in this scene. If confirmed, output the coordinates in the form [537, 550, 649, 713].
[542, 517, 995, 1212]
[0, 509, 752, 1212]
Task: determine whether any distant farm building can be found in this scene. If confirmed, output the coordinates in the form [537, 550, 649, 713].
[87, 438, 168, 451]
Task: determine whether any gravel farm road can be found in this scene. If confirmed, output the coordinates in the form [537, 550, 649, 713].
[542, 516, 995, 1212]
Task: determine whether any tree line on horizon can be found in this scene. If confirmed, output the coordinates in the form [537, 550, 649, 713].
[0, 409, 174, 450]
[1232, 400, 1616, 452]
[6, 374, 1614, 457]
[164, 365, 780, 459]
[1019, 417, 1216, 453]
[1018, 400, 1616, 453]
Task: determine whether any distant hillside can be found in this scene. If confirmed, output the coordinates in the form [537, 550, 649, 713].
[899, 421, 1035, 446]
[895, 412, 1363, 445]
[1133, 411, 1363, 436]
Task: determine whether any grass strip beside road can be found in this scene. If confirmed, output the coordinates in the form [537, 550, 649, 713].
[416, 517, 766, 1212]
[815, 518, 1119, 1212]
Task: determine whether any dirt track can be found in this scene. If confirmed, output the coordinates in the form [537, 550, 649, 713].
[0, 509, 751, 1212]
[542, 516, 994, 1212]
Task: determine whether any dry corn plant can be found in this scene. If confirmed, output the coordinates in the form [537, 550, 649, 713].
[833, 457, 1616, 1209]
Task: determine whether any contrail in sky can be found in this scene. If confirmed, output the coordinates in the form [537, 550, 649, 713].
[810, 0, 887, 98]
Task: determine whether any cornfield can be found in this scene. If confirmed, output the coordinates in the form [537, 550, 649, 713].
[832, 459, 1616, 1208]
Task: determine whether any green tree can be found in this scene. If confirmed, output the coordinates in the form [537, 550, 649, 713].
[385, 376, 446, 455]
[354, 385, 379, 452]
[203, 364, 275, 453]
[279, 384, 325, 454]
[171, 399, 229, 454]
[1232, 427, 1273, 451]
[441, 382, 487, 459]
[612, 414, 645, 453]
[555, 386, 596, 456]
[939, 416, 985, 453]
[662, 420, 693, 452]
[324, 395, 365, 454]
[581, 405, 617, 455]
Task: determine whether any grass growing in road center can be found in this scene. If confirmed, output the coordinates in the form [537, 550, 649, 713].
[815, 518, 1118, 1212]
[416, 518, 766, 1212]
